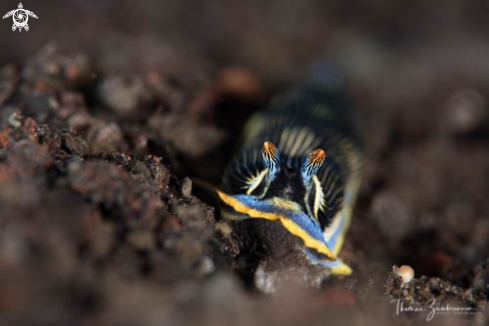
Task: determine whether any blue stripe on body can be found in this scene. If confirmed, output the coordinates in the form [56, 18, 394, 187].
[229, 194, 330, 250]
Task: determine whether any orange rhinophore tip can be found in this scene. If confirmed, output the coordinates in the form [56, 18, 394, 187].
[262, 141, 280, 173]
[310, 149, 326, 165]
[301, 149, 326, 182]
[262, 141, 278, 158]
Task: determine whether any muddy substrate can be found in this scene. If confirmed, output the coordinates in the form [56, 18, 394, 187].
[0, 45, 488, 325]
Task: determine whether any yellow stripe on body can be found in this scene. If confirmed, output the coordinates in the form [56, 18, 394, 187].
[216, 189, 281, 221]
[216, 189, 336, 260]
[322, 177, 361, 255]
[299, 132, 316, 155]
[245, 170, 268, 195]
[312, 175, 324, 220]
[278, 128, 292, 154]
[330, 261, 353, 275]
[279, 218, 336, 260]
[288, 128, 309, 157]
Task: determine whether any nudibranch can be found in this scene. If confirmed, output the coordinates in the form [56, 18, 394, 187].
[216, 69, 362, 275]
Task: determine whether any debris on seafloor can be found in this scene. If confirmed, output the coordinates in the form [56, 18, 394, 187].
[0, 115, 238, 323]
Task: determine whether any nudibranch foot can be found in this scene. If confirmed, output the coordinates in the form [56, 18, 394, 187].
[303, 248, 353, 275]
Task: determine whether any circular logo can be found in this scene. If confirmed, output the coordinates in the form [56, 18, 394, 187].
[13, 9, 28, 28]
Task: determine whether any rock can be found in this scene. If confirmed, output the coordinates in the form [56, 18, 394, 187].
[98, 76, 154, 119]
[87, 121, 128, 153]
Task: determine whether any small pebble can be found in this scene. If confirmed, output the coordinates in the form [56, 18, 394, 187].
[181, 177, 192, 198]
[393, 265, 415, 284]
[8, 112, 22, 128]
[195, 256, 215, 276]
[215, 222, 233, 237]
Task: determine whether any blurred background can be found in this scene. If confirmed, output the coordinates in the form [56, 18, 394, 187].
[2, 0, 489, 81]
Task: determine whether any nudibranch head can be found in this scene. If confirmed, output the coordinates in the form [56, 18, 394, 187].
[216, 141, 335, 261]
